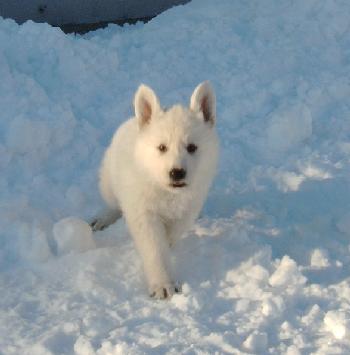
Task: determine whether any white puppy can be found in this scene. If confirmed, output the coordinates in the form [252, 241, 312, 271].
[92, 82, 219, 299]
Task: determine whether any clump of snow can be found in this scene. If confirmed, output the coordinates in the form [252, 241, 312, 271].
[273, 170, 305, 192]
[324, 310, 349, 340]
[74, 336, 95, 355]
[53, 217, 95, 255]
[243, 331, 268, 353]
[2, 0, 350, 353]
[285, 345, 301, 355]
[260, 162, 332, 193]
[301, 304, 323, 327]
[300, 164, 332, 180]
[269, 256, 307, 289]
[261, 296, 285, 317]
[310, 248, 330, 268]
[171, 284, 201, 312]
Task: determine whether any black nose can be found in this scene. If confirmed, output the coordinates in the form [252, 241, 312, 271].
[169, 168, 186, 181]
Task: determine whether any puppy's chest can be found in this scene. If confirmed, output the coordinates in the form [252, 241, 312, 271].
[150, 191, 193, 220]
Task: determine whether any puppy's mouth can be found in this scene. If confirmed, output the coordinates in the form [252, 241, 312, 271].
[170, 182, 187, 188]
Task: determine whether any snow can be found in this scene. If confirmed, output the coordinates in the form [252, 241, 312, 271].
[243, 331, 268, 353]
[53, 217, 95, 256]
[310, 248, 331, 269]
[1, 0, 350, 353]
[324, 310, 349, 340]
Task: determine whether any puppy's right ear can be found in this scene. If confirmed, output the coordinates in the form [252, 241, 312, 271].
[134, 84, 161, 128]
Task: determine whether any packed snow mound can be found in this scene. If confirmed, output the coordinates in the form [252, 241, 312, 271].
[53, 217, 95, 255]
[1, 0, 350, 353]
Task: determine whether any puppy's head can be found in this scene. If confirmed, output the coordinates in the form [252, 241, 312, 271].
[134, 82, 218, 193]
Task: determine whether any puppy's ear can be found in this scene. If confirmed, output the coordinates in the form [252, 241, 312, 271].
[134, 84, 161, 128]
[190, 81, 216, 126]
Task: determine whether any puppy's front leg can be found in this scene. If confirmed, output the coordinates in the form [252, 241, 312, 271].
[125, 212, 179, 299]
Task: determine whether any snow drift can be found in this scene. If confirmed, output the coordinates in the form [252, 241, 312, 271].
[1, 0, 350, 353]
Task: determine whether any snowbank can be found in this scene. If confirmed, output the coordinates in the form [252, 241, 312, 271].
[1, 0, 350, 353]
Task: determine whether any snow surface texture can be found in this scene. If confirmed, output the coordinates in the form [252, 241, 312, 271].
[1, 0, 350, 353]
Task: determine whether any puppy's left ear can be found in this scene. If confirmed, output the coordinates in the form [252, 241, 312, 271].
[190, 81, 216, 126]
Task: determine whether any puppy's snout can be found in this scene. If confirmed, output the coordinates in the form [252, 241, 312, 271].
[169, 168, 186, 181]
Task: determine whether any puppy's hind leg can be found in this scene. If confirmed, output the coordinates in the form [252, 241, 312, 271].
[90, 208, 122, 231]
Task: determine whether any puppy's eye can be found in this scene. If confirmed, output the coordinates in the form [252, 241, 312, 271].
[158, 144, 168, 153]
[187, 143, 197, 154]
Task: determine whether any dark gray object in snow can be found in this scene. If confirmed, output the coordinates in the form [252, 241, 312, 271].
[0, 0, 190, 31]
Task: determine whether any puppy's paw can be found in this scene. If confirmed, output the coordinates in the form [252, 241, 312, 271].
[89, 210, 122, 232]
[149, 283, 182, 300]
[90, 217, 108, 232]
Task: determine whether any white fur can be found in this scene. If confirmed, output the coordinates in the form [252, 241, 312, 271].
[96, 82, 219, 298]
